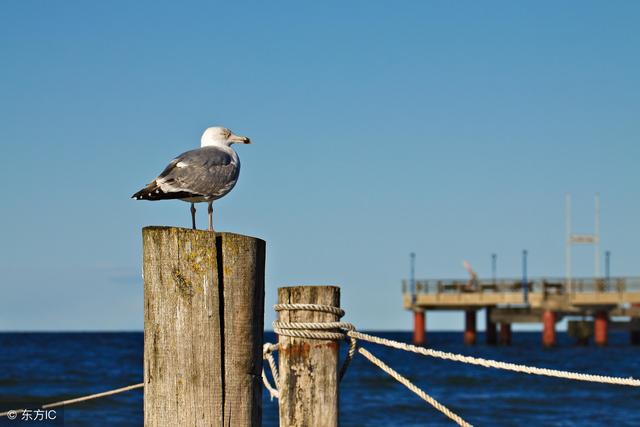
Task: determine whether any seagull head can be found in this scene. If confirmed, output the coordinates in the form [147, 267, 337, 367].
[201, 126, 251, 147]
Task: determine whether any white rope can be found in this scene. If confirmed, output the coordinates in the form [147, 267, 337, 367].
[274, 303, 345, 317]
[358, 346, 472, 427]
[262, 343, 280, 400]
[348, 331, 640, 387]
[0, 383, 144, 418]
[264, 303, 640, 427]
[273, 321, 352, 340]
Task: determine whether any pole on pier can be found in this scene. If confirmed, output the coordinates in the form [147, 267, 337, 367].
[566, 193, 572, 293]
[464, 310, 477, 345]
[491, 253, 497, 284]
[605, 250, 611, 289]
[410, 252, 416, 297]
[278, 286, 340, 427]
[542, 310, 556, 347]
[594, 311, 608, 346]
[413, 310, 426, 345]
[485, 307, 497, 345]
[522, 250, 529, 305]
[595, 193, 601, 278]
[143, 227, 265, 427]
[499, 323, 512, 345]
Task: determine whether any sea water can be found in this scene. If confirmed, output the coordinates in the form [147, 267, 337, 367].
[1, 332, 638, 426]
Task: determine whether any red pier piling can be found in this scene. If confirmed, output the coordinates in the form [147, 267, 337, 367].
[413, 310, 425, 345]
[464, 310, 477, 345]
[499, 323, 512, 345]
[542, 310, 556, 347]
[594, 311, 608, 346]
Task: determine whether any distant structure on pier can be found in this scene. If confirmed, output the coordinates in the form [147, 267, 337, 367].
[565, 193, 601, 291]
[403, 194, 640, 348]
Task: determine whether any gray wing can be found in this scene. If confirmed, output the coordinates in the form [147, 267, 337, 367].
[155, 146, 239, 197]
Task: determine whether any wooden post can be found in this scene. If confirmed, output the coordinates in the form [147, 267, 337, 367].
[143, 227, 265, 427]
[277, 286, 340, 427]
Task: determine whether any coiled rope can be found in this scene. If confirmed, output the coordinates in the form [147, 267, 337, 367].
[272, 303, 358, 381]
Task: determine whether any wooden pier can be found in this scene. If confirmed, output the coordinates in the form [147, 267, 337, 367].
[402, 277, 640, 346]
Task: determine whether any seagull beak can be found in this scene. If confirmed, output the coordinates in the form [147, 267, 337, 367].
[229, 133, 251, 144]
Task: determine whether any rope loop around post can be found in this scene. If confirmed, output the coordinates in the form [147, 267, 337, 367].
[273, 302, 357, 380]
[262, 303, 358, 397]
[272, 303, 353, 339]
[273, 321, 354, 340]
[274, 303, 345, 318]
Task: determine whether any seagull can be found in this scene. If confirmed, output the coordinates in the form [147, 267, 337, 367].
[132, 126, 251, 231]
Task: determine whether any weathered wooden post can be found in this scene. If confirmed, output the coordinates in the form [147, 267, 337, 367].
[277, 286, 340, 427]
[143, 227, 265, 427]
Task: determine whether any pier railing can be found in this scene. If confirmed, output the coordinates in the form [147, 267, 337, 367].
[402, 277, 640, 295]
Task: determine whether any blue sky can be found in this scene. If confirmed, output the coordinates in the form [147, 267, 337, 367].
[1, 1, 639, 331]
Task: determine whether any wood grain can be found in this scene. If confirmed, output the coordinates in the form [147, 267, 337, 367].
[219, 233, 266, 427]
[143, 227, 264, 427]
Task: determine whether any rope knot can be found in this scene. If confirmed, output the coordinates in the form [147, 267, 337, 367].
[272, 303, 353, 340]
[261, 303, 358, 399]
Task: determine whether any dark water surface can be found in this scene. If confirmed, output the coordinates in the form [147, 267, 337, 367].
[1, 332, 638, 426]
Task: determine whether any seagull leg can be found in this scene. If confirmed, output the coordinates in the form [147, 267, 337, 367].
[190, 203, 196, 230]
[208, 201, 214, 232]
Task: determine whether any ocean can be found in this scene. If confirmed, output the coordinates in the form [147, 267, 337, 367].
[1, 331, 638, 426]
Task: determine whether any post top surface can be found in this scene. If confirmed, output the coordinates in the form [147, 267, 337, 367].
[142, 226, 264, 243]
[279, 285, 341, 291]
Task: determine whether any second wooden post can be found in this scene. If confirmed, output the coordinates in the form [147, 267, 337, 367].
[277, 286, 341, 427]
